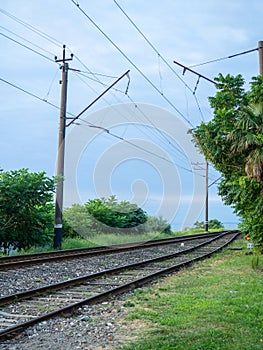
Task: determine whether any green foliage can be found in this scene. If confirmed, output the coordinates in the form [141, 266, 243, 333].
[63, 204, 96, 238]
[85, 196, 147, 234]
[191, 73, 263, 252]
[0, 168, 55, 254]
[144, 215, 171, 234]
[193, 219, 224, 230]
[64, 195, 147, 237]
[62, 237, 96, 250]
[63, 196, 173, 238]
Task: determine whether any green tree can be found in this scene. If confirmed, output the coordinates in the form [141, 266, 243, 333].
[0, 168, 55, 254]
[63, 196, 148, 236]
[144, 215, 171, 234]
[63, 204, 96, 238]
[191, 74, 263, 252]
[85, 196, 147, 234]
[193, 219, 224, 230]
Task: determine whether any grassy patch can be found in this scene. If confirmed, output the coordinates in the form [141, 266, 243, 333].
[61, 237, 96, 250]
[0, 228, 226, 256]
[118, 243, 263, 350]
[60, 229, 223, 248]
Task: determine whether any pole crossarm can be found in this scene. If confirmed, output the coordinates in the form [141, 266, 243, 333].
[66, 69, 130, 127]
[55, 44, 73, 65]
[173, 60, 216, 85]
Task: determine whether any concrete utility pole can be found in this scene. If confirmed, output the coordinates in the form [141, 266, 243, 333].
[259, 41, 263, 75]
[205, 161, 209, 232]
[54, 45, 73, 250]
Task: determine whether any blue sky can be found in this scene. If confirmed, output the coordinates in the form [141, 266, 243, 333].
[1, 0, 262, 230]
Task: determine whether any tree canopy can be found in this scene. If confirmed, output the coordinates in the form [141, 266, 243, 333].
[193, 219, 224, 230]
[0, 168, 55, 254]
[191, 74, 263, 252]
[64, 196, 148, 237]
[63, 196, 171, 238]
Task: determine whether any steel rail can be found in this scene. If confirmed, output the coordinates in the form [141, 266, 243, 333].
[0, 231, 234, 305]
[0, 231, 240, 339]
[0, 231, 231, 270]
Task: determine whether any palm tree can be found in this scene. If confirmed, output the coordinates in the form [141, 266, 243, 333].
[227, 103, 263, 184]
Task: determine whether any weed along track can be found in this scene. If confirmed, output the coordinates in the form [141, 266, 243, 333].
[0, 232, 235, 297]
[0, 231, 240, 340]
[0, 231, 225, 270]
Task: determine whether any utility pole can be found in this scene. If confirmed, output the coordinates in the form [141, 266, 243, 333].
[259, 41, 263, 75]
[54, 45, 73, 249]
[205, 161, 209, 232]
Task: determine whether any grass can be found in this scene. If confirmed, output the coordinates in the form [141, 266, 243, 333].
[117, 240, 263, 350]
[0, 228, 226, 256]
[61, 228, 224, 250]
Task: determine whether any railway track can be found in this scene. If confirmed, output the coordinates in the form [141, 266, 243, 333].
[0, 230, 240, 340]
[0, 231, 228, 270]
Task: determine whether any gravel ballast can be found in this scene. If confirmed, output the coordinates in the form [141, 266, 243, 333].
[0, 295, 140, 350]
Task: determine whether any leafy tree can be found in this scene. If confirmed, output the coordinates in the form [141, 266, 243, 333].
[85, 196, 147, 233]
[63, 204, 97, 238]
[193, 219, 224, 230]
[191, 74, 263, 252]
[144, 215, 172, 234]
[63, 196, 147, 236]
[0, 169, 55, 254]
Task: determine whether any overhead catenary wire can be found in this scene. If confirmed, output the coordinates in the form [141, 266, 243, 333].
[78, 117, 202, 176]
[0, 32, 57, 64]
[0, 6, 201, 173]
[71, 68, 190, 165]
[112, 0, 206, 123]
[75, 64, 191, 163]
[189, 47, 258, 68]
[74, 71, 190, 166]
[70, 0, 194, 127]
[77, 71, 118, 79]
[1, 75, 196, 173]
[66, 70, 131, 127]
[72, 54, 190, 163]
[0, 6, 196, 164]
[0, 7, 62, 48]
[0, 25, 56, 57]
[112, 0, 193, 93]
[0, 76, 63, 111]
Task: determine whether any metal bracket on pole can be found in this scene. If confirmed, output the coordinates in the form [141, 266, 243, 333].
[66, 69, 130, 127]
[173, 60, 216, 85]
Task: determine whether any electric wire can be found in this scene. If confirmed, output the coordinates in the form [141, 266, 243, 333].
[70, 0, 194, 127]
[0, 76, 62, 111]
[78, 117, 201, 175]
[0, 32, 57, 64]
[66, 6, 196, 162]
[74, 66, 190, 164]
[113, 0, 207, 123]
[1, 7, 199, 171]
[0, 7, 62, 48]
[71, 53, 190, 163]
[189, 47, 258, 68]
[74, 71, 190, 165]
[113, 0, 194, 94]
[75, 71, 125, 94]
[0, 25, 56, 57]
[0, 75, 197, 174]
[77, 71, 118, 79]
[0, 6, 196, 164]
[44, 69, 60, 102]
